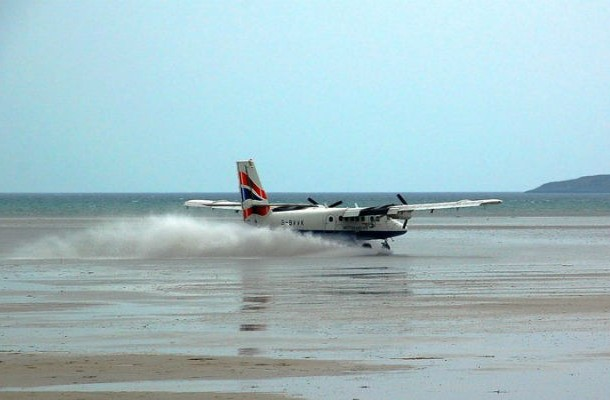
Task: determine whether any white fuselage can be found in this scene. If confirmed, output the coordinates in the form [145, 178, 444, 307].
[246, 207, 410, 241]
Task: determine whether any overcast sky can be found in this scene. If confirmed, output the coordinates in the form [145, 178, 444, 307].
[1, 1, 609, 192]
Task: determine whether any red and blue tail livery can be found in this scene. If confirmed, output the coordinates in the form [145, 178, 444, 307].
[237, 160, 270, 219]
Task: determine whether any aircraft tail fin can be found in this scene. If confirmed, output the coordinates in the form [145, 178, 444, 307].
[237, 159, 270, 220]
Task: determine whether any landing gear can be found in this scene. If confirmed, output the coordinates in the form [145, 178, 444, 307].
[360, 240, 392, 254]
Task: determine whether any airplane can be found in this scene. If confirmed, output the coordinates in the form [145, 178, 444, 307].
[185, 159, 502, 250]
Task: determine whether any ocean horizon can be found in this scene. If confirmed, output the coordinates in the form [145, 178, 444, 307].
[1, 192, 610, 218]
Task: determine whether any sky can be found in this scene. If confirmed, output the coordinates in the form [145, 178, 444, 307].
[1, 1, 609, 193]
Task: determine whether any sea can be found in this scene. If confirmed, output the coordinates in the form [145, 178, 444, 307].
[2, 192, 610, 399]
[2, 192, 610, 218]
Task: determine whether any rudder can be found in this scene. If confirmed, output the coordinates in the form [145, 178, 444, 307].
[237, 160, 270, 220]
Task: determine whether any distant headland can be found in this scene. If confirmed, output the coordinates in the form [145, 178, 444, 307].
[527, 175, 610, 193]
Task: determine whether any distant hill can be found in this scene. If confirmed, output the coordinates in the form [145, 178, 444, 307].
[527, 175, 610, 193]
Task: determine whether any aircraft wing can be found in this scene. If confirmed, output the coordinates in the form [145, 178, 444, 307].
[184, 199, 318, 211]
[401, 198, 502, 211]
[184, 199, 242, 211]
[387, 198, 502, 216]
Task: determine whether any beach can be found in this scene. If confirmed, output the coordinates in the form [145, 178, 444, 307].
[1, 214, 610, 399]
[4, 0, 610, 396]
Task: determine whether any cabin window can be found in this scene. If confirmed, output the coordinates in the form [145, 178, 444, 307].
[328, 216, 334, 222]
[339, 216, 343, 221]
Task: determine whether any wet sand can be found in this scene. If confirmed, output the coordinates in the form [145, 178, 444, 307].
[1, 353, 408, 400]
[0, 352, 411, 387]
[1, 216, 610, 399]
[0, 391, 291, 400]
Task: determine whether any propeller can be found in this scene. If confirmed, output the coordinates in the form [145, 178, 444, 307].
[308, 197, 343, 208]
[397, 194, 409, 229]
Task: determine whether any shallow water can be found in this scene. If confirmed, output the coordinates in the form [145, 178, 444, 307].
[1, 215, 610, 399]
